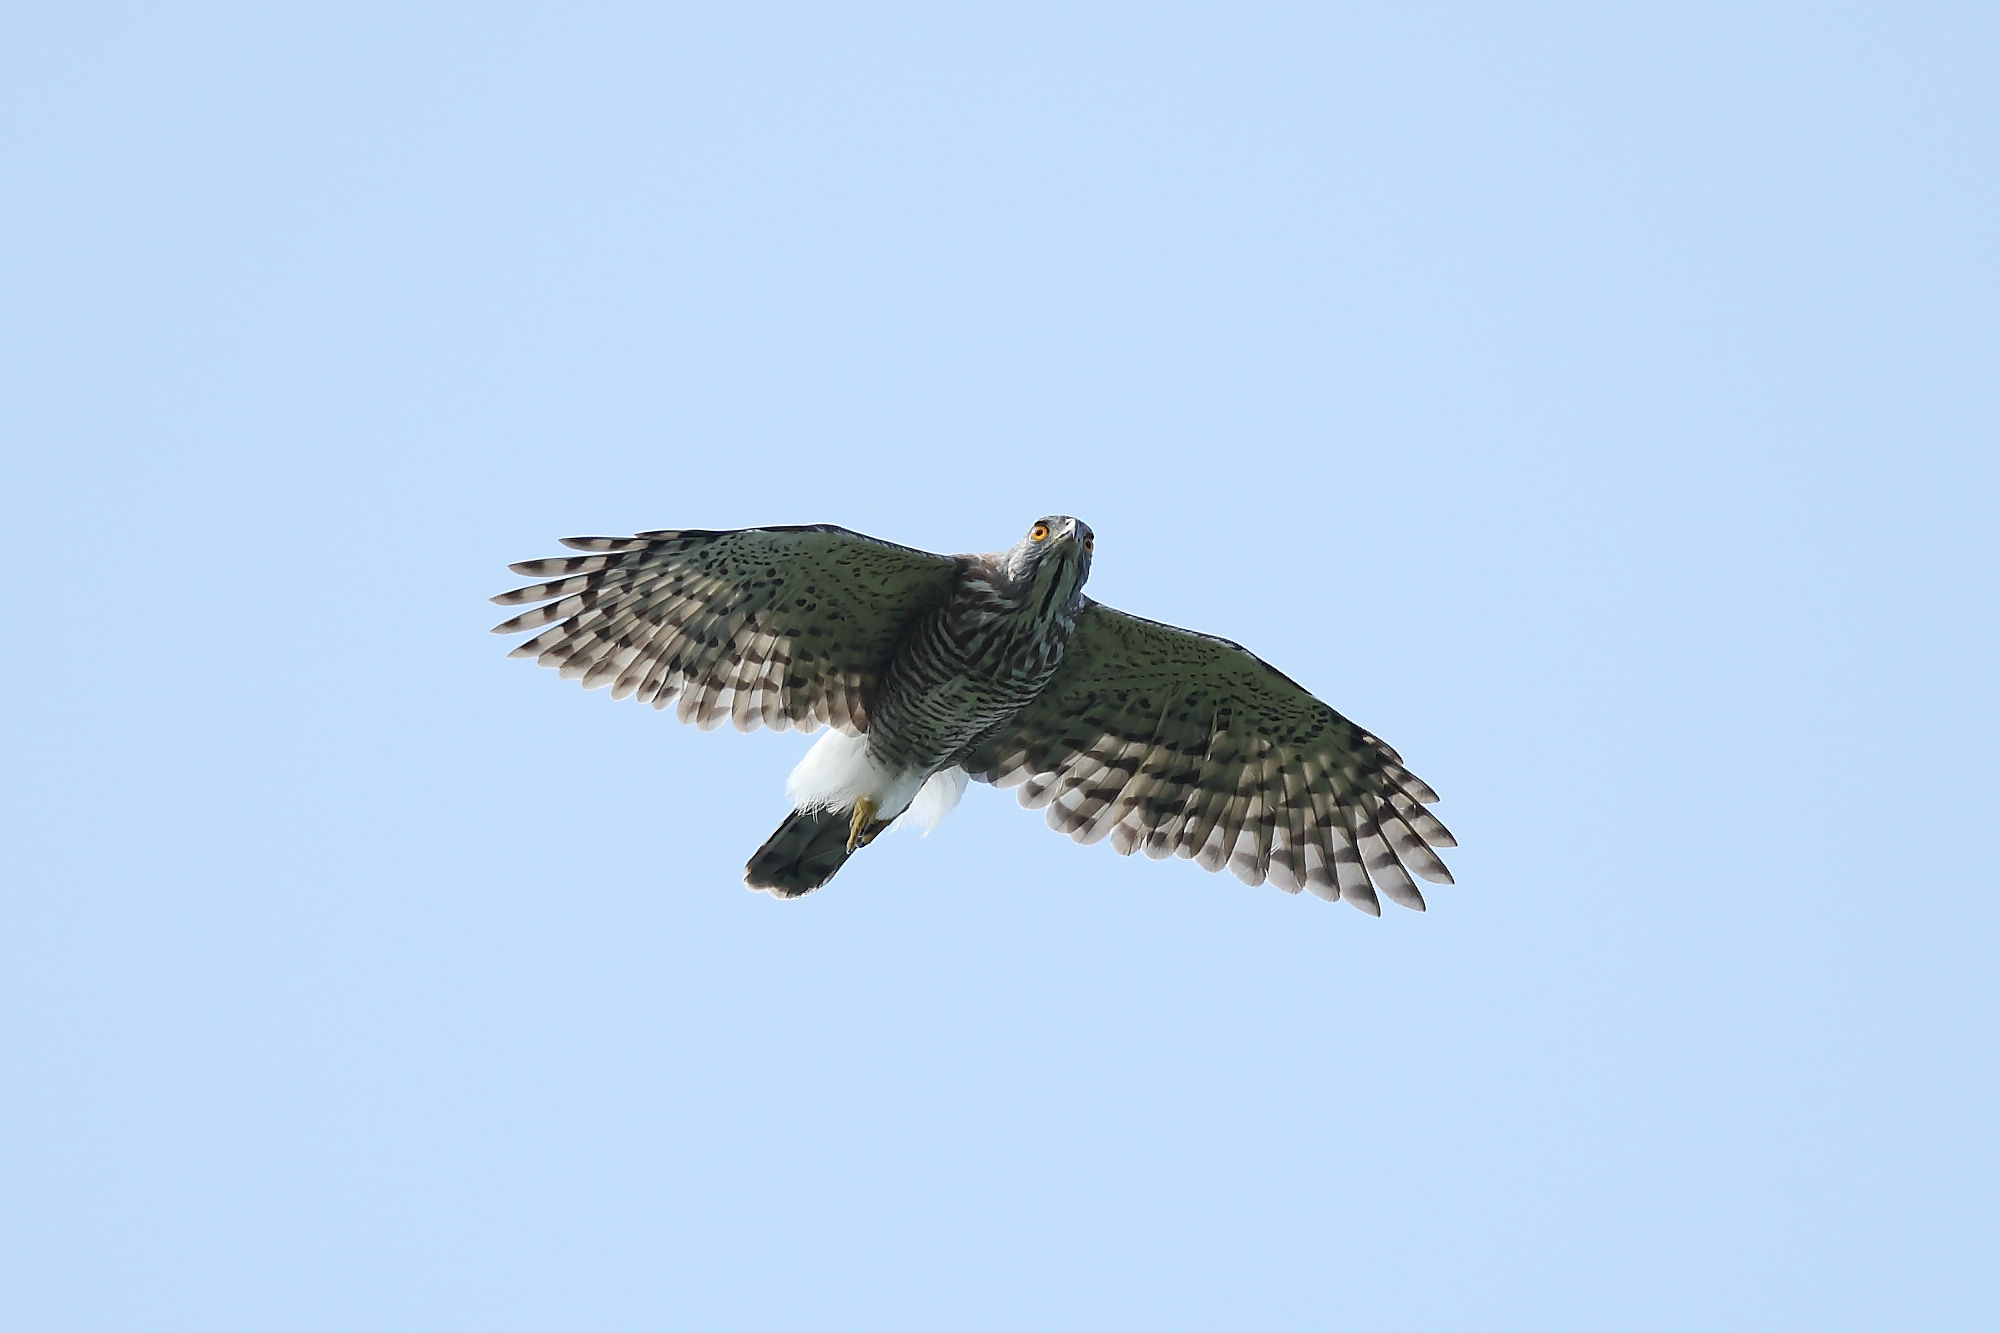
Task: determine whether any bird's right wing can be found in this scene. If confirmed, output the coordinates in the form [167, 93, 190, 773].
[961, 603, 1454, 913]
[491, 525, 959, 733]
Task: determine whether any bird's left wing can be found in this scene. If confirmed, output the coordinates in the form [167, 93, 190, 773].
[961, 603, 1455, 913]
[491, 525, 958, 733]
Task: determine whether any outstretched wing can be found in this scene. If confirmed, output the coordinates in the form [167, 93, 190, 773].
[491, 524, 958, 733]
[961, 604, 1455, 913]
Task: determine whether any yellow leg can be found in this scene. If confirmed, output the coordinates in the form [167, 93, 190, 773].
[846, 797, 878, 853]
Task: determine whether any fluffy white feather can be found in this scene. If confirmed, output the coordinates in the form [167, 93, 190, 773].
[782, 731, 968, 835]
[784, 730, 923, 817]
[900, 767, 968, 836]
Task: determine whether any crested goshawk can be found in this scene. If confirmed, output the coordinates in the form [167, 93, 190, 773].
[491, 517, 1454, 912]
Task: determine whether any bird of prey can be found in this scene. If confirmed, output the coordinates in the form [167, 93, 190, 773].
[491, 517, 1454, 913]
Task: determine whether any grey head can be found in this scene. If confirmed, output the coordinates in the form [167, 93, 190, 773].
[1001, 514, 1094, 610]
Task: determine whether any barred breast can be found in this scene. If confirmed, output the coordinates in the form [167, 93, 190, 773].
[863, 561, 1078, 773]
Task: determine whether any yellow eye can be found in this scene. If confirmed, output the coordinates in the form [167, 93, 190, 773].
[1029, 523, 1050, 542]
[1083, 533, 1094, 552]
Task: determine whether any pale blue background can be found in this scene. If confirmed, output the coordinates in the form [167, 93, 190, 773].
[6, 3, 1995, 1329]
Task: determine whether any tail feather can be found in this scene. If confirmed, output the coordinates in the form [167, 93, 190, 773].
[745, 808, 856, 897]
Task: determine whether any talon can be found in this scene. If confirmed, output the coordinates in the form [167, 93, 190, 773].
[846, 797, 878, 853]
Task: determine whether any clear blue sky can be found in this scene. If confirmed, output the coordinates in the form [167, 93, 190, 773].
[6, 3, 1995, 1329]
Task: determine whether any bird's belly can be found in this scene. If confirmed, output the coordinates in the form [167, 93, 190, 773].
[871, 677, 1030, 767]
[866, 598, 1073, 772]
[869, 654, 1058, 772]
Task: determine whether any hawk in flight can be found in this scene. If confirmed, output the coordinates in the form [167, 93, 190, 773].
[492, 517, 1454, 913]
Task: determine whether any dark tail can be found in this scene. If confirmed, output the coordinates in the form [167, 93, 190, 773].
[744, 807, 856, 897]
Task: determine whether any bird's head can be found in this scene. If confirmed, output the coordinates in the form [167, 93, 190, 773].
[1006, 514, 1094, 607]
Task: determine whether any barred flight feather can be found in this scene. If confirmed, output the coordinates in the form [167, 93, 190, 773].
[959, 603, 1455, 913]
[491, 525, 958, 736]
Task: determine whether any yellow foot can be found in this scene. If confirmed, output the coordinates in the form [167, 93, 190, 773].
[846, 797, 878, 853]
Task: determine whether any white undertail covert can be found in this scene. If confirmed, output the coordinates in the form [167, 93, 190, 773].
[784, 730, 967, 835]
